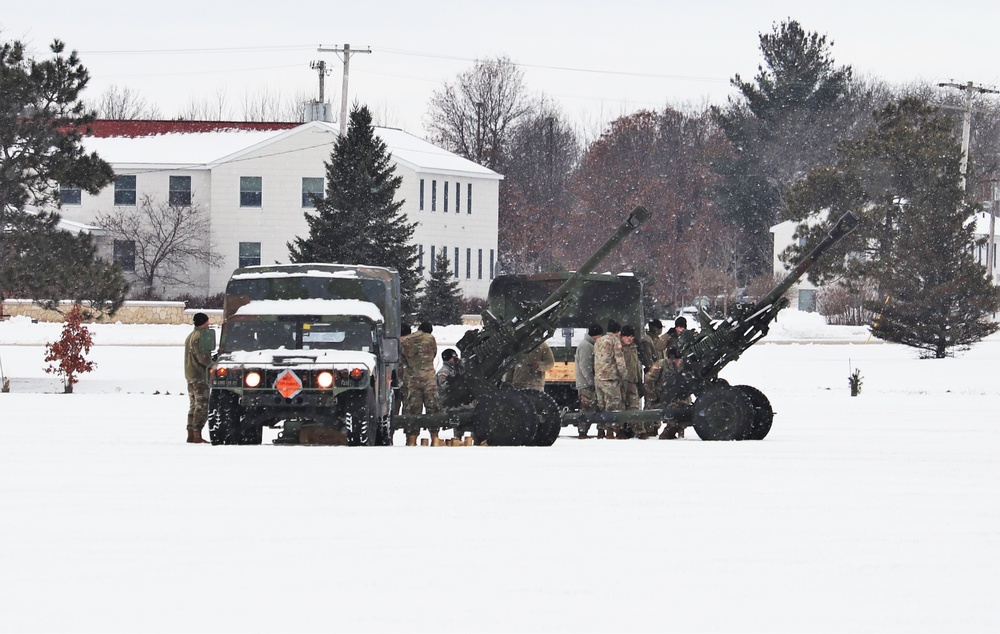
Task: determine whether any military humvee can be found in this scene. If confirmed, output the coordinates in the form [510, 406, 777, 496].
[208, 264, 400, 446]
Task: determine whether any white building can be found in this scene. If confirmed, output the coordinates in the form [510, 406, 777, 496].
[771, 211, 1000, 311]
[55, 120, 501, 298]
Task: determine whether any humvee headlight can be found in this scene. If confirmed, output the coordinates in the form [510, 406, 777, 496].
[244, 371, 262, 388]
[316, 371, 335, 389]
[349, 367, 365, 381]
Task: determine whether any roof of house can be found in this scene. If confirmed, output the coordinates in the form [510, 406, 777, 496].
[81, 119, 501, 179]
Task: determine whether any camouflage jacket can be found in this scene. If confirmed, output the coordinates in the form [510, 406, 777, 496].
[574, 333, 598, 389]
[509, 342, 554, 390]
[400, 331, 437, 385]
[184, 327, 213, 381]
[593, 332, 626, 384]
[643, 359, 690, 406]
[436, 359, 463, 400]
[622, 339, 641, 384]
[639, 333, 667, 370]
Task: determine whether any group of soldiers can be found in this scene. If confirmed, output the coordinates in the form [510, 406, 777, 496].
[396, 315, 691, 445]
[576, 316, 690, 440]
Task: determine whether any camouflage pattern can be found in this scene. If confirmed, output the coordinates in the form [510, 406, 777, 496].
[436, 358, 463, 401]
[186, 378, 209, 432]
[644, 358, 691, 439]
[184, 326, 213, 431]
[399, 331, 441, 434]
[638, 333, 657, 371]
[508, 341, 555, 391]
[621, 338, 642, 410]
[593, 332, 626, 434]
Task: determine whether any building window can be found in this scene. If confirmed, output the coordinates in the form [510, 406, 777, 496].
[239, 242, 261, 268]
[490, 249, 495, 279]
[430, 246, 436, 272]
[454, 247, 459, 278]
[302, 177, 323, 208]
[455, 182, 460, 214]
[431, 180, 437, 211]
[59, 184, 81, 206]
[113, 239, 136, 271]
[419, 179, 425, 211]
[114, 175, 136, 206]
[169, 175, 192, 206]
[467, 183, 472, 214]
[418, 245, 424, 274]
[444, 182, 449, 213]
[240, 176, 262, 208]
[466, 248, 471, 279]
[478, 249, 483, 280]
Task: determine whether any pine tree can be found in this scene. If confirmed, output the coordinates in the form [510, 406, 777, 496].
[0, 38, 127, 317]
[419, 252, 463, 325]
[783, 97, 1000, 358]
[287, 105, 421, 315]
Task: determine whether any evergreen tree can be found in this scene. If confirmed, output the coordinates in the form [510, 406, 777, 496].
[288, 105, 421, 315]
[783, 97, 1000, 358]
[712, 19, 855, 278]
[0, 39, 127, 317]
[419, 252, 463, 325]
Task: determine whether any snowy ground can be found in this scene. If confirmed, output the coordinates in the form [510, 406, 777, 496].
[1, 312, 998, 633]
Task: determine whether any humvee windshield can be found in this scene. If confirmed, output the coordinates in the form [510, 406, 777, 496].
[222, 317, 376, 353]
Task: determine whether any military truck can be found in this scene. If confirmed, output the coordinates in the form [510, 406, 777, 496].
[486, 272, 644, 409]
[207, 264, 400, 446]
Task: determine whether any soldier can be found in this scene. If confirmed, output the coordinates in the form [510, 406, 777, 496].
[399, 321, 442, 445]
[620, 325, 646, 438]
[184, 312, 213, 444]
[436, 348, 464, 440]
[574, 323, 603, 439]
[644, 347, 690, 439]
[638, 319, 665, 373]
[593, 320, 627, 438]
[507, 340, 555, 391]
[661, 316, 688, 354]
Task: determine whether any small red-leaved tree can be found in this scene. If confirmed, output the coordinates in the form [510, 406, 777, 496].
[44, 304, 96, 393]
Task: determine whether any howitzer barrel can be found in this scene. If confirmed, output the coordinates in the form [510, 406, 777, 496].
[753, 211, 859, 312]
[534, 205, 651, 316]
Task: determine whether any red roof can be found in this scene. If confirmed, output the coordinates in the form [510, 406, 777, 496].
[83, 120, 300, 138]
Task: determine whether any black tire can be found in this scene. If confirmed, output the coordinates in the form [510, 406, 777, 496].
[473, 389, 538, 446]
[208, 390, 240, 445]
[344, 388, 376, 446]
[521, 389, 562, 446]
[692, 384, 753, 441]
[375, 415, 393, 446]
[736, 384, 773, 440]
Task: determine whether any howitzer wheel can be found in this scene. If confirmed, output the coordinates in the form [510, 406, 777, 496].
[520, 389, 562, 446]
[736, 384, 773, 440]
[473, 389, 539, 446]
[692, 384, 753, 441]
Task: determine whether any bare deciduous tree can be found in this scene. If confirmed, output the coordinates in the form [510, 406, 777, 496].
[96, 194, 221, 296]
[178, 87, 230, 120]
[424, 55, 532, 170]
[90, 85, 162, 120]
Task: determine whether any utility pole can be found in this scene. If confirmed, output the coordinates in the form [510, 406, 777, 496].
[317, 44, 371, 136]
[937, 81, 1000, 191]
[309, 60, 330, 102]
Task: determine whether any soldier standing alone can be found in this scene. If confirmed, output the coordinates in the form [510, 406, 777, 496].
[184, 312, 213, 444]
[399, 321, 442, 445]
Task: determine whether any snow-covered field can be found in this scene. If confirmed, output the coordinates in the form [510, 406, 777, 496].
[1, 312, 998, 633]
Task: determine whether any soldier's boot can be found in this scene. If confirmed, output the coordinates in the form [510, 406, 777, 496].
[405, 434, 418, 446]
[659, 423, 679, 440]
[596, 427, 606, 439]
[187, 428, 208, 444]
[631, 423, 649, 440]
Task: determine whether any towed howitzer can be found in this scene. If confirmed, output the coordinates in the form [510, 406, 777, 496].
[661, 211, 860, 441]
[395, 205, 651, 446]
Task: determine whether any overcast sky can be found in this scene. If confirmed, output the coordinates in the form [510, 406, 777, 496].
[3, 0, 998, 136]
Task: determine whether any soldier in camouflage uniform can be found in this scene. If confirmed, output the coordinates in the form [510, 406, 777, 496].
[593, 320, 627, 438]
[644, 347, 690, 439]
[436, 348, 465, 441]
[395, 323, 411, 415]
[507, 341, 555, 391]
[184, 312, 213, 444]
[574, 323, 603, 439]
[620, 325, 647, 438]
[399, 321, 442, 445]
[660, 316, 688, 355]
[638, 319, 665, 373]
